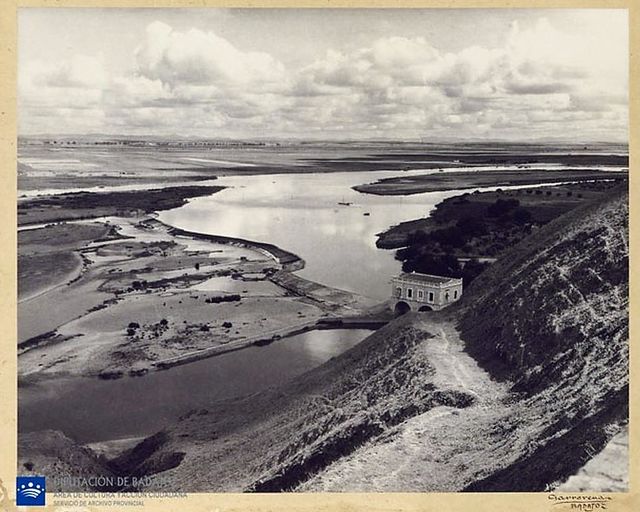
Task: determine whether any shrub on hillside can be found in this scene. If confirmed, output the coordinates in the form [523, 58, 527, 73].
[487, 198, 520, 217]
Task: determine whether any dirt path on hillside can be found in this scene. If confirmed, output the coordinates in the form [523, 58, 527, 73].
[421, 320, 513, 404]
[299, 318, 516, 492]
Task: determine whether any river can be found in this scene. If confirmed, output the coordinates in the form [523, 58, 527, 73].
[158, 170, 461, 300]
[19, 329, 371, 443]
[18, 168, 574, 444]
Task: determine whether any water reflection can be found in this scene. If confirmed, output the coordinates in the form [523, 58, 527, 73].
[159, 171, 453, 300]
[19, 329, 371, 443]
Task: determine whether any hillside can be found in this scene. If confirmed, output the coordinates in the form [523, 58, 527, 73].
[18, 430, 117, 491]
[19, 186, 628, 492]
[457, 185, 629, 490]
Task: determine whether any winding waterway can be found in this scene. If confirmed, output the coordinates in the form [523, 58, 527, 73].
[159, 170, 461, 300]
[19, 329, 371, 443]
[19, 168, 582, 444]
[158, 169, 574, 299]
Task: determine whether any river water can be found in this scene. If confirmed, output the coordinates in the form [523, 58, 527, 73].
[18, 168, 574, 443]
[159, 170, 460, 300]
[19, 329, 371, 443]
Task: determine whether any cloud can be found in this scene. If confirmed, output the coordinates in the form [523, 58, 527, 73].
[18, 16, 628, 140]
[29, 55, 107, 89]
[19, 55, 107, 114]
[108, 75, 170, 106]
[134, 21, 287, 90]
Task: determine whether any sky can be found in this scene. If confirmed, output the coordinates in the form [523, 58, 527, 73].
[18, 8, 629, 141]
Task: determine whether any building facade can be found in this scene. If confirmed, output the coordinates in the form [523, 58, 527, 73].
[391, 272, 463, 314]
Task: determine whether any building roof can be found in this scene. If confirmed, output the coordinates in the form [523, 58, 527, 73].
[394, 272, 461, 285]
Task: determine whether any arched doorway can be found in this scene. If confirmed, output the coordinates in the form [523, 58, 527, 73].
[418, 305, 433, 312]
[394, 301, 411, 316]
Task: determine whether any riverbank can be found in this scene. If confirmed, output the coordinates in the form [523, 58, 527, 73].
[376, 180, 625, 251]
[18, 209, 382, 381]
[163, 223, 303, 270]
[354, 169, 627, 195]
[17, 185, 225, 226]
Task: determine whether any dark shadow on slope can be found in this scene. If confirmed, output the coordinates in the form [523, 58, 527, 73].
[463, 386, 628, 492]
[248, 389, 474, 492]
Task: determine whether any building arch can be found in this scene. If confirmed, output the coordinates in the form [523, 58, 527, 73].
[418, 305, 433, 312]
[394, 301, 411, 316]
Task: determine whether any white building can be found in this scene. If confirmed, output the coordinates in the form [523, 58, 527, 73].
[391, 272, 463, 314]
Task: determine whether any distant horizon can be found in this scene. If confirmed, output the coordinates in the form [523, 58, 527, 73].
[17, 134, 629, 146]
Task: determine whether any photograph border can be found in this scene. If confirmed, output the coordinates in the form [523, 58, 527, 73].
[1, 1, 637, 511]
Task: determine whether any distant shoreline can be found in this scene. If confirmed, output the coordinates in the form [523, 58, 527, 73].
[17, 185, 225, 226]
[354, 169, 628, 196]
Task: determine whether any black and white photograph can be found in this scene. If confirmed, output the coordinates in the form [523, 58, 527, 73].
[13, 6, 629, 499]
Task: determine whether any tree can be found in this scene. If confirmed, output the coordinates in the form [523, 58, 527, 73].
[456, 216, 487, 237]
[487, 198, 520, 217]
[431, 226, 465, 248]
[406, 230, 429, 245]
[461, 259, 491, 286]
[513, 207, 533, 225]
[403, 253, 461, 277]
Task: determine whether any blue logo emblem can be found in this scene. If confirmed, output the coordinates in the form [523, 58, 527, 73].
[16, 476, 46, 506]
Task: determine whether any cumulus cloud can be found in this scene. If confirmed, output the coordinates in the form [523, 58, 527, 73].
[19, 55, 107, 116]
[18, 15, 627, 140]
[134, 21, 287, 90]
[108, 75, 170, 106]
[30, 55, 107, 89]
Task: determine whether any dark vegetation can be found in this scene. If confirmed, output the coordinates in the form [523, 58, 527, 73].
[205, 294, 241, 304]
[17, 185, 224, 225]
[394, 195, 534, 285]
[389, 181, 624, 285]
[354, 170, 627, 195]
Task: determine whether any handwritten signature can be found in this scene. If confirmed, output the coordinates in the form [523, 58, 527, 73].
[548, 494, 613, 510]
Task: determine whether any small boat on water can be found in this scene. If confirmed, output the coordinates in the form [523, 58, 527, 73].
[363, 212, 370, 216]
[337, 201, 352, 206]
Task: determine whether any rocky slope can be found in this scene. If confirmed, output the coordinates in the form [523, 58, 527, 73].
[457, 185, 628, 491]
[19, 186, 628, 492]
[108, 318, 476, 492]
[18, 430, 117, 491]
